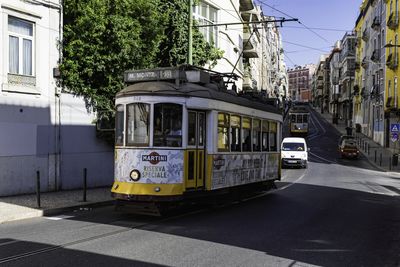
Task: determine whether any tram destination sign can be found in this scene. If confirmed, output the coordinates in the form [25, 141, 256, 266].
[124, 68, 183, 83]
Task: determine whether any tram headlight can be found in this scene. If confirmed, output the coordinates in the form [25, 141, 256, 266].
[130, 169, 141, 182]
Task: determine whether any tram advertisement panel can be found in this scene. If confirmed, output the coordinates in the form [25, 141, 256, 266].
[115, 149, 184, 184]
[211, 153, 279, 190]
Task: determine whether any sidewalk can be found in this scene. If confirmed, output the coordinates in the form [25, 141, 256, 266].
[313, 106, 400, 173]
[0, 187, 113, 224]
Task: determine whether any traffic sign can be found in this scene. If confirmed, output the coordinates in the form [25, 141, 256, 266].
[391, 132, 399, 142]
[390, 123, 400, 133]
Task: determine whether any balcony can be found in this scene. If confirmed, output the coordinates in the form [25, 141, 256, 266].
[353, 85, 360, 96]
[243, 30, 259, 58]
[371, 49, 380, 62]
[317, 80, 323, 89]
[241, 6, 261, 22]
[355, 60, 361, 70]
[371, 15, 380, 30]
[361, 57, 369, 68]
[239, 0, 255, 12]
[356, 33, 362, 47]
[387, 11, 399, 30]
[362, 28, 369, 41]
[370, 84, 380, 98]
[386, 52, 398, 69]
[386, 96, 398, 109]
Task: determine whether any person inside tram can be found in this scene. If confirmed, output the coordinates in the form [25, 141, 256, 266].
[166, 120, 182, 147]
[168, 121, 182, 136]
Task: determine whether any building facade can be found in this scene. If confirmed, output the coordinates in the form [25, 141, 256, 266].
[287, 64, 315, 103]
[0, 0, 113, 196]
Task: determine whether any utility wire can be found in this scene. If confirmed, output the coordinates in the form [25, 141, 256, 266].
[282, 52, 297, 67]
[279, 26, 352, 32]
[282, 41, 330, 53]
[256, 0, 330, 43]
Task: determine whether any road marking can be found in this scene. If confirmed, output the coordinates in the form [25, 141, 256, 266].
[309, 151, 337, 164]
[0, 240, 20, 247]
[278, 169, 308, 191]
[45, 215, 75, 221]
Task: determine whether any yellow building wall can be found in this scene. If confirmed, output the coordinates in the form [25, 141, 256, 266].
[385, 0, 400, 111]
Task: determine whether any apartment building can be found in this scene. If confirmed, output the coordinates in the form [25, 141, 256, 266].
[339, 32, 356, 127]
[0, 0, 113, 196]
[385, 0, 399, 148]
[287, 64, 315, 102]
[313, 55, 328, 112]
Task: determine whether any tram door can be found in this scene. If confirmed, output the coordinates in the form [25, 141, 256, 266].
[185, 111, 206, 190]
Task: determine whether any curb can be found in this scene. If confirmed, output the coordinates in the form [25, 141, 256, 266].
[0, 200, 114, 224]
[42, 200, 115, 216]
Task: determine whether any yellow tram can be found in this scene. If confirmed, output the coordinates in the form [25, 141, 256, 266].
[111, 65, 283, 213]
[288, 105, 310, 137]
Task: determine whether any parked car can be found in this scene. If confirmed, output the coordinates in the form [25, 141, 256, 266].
[338, 135, 355, 147]
[339, 138, 359, 159]
[281, 137, 309, 168]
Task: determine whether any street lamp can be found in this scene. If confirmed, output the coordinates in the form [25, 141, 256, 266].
[384, 43, 400, 48]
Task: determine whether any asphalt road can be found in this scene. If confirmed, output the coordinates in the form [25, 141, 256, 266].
[0, 107, 400, 267]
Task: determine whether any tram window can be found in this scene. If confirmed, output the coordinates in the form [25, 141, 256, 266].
[188, 112, 196, 146]
[252, 119, 261, 151]
[261, 120, 269, 151]
[303, 114, 308, 123]
[115, 105, 124, 146]
[154, 103, 182, 147]
[198, 113, 205, 146]
[126, 103, 149, 146]
[230, 115, 241, 152]
[218, 113, 230, 151]
[297, 115, 303, 123]
[290, 114, 296, 123]
[269, 121, 277, 151]
[242, 117, 251, 152]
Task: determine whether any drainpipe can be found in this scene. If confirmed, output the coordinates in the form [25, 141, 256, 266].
[55, 0, 63, 190]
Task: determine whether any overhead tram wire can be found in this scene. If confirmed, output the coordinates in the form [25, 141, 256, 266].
[193, 17, 299, 83]
[282, 41, 330, 53]
[256, 0, 330, 44]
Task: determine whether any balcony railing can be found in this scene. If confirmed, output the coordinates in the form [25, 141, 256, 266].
[355, 60, 361, 70]
[361, 57, 369, 68]
[371, 49, 380, 62]
[387, 11, 399, 30]
[362, 28, 369, 41]
[386, 96, 398, 109]
[371, 15, 380, 30]
[243, 30, 259, 58]
[356, 35, 362, 47]
[386, 52, 398, 69]
[370, 84, 380, 98]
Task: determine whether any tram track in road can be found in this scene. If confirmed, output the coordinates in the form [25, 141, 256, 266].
[0, 213, 178, 264]
[0, 178, 310, 265]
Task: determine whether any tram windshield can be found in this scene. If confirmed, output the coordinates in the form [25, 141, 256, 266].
[153, 103, 182, 147]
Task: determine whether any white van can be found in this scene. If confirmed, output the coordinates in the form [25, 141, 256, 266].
[281, 137, 309, 168]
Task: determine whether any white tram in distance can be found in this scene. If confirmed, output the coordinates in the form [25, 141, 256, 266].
[111, 66, 283, 213]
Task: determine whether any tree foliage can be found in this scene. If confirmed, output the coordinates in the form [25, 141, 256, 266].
[60, 0, 224, 114]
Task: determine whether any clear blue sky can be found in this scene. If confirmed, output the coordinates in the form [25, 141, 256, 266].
[257, 0, 362, 68]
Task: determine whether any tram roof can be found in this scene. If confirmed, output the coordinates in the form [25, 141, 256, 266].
[117, 66, 282, 115]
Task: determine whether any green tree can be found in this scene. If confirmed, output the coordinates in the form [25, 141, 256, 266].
[60, 0, 224, 114]
[157, 0, 223, 67]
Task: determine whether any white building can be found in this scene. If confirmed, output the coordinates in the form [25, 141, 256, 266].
[0, 0, 113, 196]
[198, 0, 285, 97]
